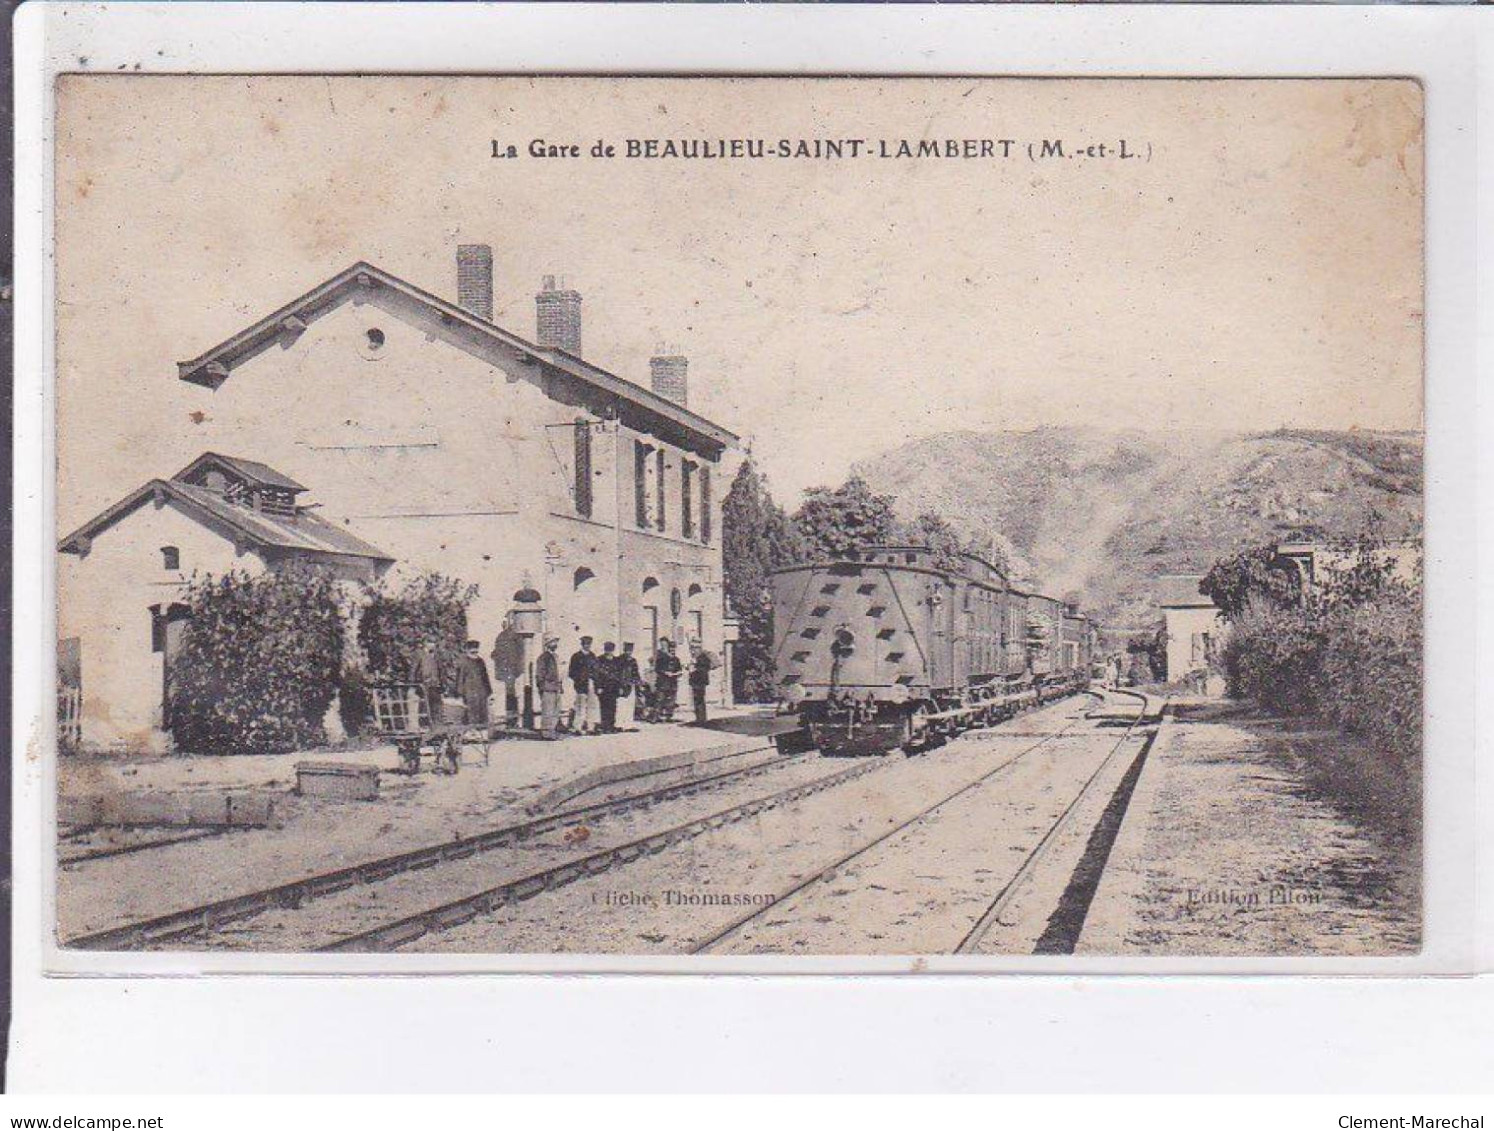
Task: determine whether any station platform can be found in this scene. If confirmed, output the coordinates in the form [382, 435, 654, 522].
[1076, 698, 1419, 957]
[55, 713, 780, 941]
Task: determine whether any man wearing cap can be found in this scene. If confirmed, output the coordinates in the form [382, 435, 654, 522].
[567, 636, 598, 735]
[457, 640, 492, 728]
[594, 641, 624, 734]
[536, 635, 563, 739]
[688, 638, 717, 725]
[653, 638, 682, 722]
[490, 614, 525, 727]
[617, 642, 643, 730]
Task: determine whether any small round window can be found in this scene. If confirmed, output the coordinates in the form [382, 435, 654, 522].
[365, 327, 386, 350]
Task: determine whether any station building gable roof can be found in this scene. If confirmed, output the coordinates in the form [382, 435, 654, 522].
[174, 261, 739, 458]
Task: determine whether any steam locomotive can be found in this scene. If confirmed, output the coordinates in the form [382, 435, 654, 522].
[770, 544, 1096, 755]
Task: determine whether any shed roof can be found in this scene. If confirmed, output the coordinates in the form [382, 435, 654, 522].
[58, 477, 393, 564]
[175, 451, 308, 493]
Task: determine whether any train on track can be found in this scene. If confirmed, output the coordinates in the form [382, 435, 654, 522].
[770, 544, 1098, 755]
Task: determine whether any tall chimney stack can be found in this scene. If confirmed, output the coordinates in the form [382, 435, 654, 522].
[456, 244, 494, 321]
[535, 275, 583, 355]
[650, 346, 689, 407]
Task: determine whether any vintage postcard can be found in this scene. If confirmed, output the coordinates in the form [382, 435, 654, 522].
[50, 75, 1424, 964]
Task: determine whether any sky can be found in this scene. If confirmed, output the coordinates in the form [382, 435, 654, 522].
[55, 76, 1423, 525]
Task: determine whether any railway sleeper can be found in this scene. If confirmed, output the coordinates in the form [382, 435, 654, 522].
[509, 876, 548, 902]
[433, 905, 478, 931]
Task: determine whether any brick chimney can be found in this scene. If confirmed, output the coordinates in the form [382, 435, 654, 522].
[650, 346, 689, 407]
[536, 275, 583, 355]
[456, 244, 494, 321]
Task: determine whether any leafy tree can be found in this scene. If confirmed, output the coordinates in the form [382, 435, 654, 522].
[722, 458, 805, 702]
[905, 511, 966, 574]
[356, 571, 480, 694]
[168, 564, 346, 755]
[962, 529, 1011, 576]
[1199, 545, 1303, 620]
[792, 475, 900, 559]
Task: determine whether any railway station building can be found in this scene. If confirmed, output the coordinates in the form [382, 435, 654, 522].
[59, 248, 742, 751]
[57, 454, 395, 752]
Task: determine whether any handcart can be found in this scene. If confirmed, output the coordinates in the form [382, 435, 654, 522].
[370, 683, 491, 775]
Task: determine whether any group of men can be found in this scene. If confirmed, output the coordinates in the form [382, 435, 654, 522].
[533, 635, 716, 739]
[414, 631, 718, 742]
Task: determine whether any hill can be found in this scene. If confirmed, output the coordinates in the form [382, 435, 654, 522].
[850, 427, 1423, 630]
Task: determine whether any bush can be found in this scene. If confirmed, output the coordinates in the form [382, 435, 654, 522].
[1217, 602, 1325, 716]
[168, 565, 346, 755]
[356, 571, 479, 692]
[1215, 545, 1421, 772]
[1319, 590, 1422, 768]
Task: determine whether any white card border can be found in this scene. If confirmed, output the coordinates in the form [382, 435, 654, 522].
[10, 0, 1490, 1091]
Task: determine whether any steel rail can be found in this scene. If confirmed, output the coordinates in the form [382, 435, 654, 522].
[63, 741, 790, 951]
[317, 756, 895, 953]
[688, 700, 1099, 955]
[954, 690, 1156, 954]
[59, 826, 234, 866]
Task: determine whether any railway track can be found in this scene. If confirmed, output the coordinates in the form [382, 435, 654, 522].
[64, 739, 796, 950]
[318, 755, 896, 952]
[317, 693, 1095, 954]
[59, 826, 237, 866]
[688, 696, 1112, 954]
[66, 692, 1098, 954]
[955, 689, 1155, 953]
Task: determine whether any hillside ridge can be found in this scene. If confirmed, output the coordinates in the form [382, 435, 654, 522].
[850, 426, 1423, 627]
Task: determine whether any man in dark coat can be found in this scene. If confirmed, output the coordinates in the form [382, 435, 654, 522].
[688, 638, 717, 725]
[594, 641, 623, 733]
[490, 617, 526, 726]
[653, 638, 682, 722]
[535, 635, 563, 739]
[617, 642, 643, 729]
[567, 636, 598, 734]
[413, 638, 443, 727]
[457, 639, 492, 727]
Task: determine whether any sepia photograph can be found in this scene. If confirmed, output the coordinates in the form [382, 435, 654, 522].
[49, 74, 1425, 963]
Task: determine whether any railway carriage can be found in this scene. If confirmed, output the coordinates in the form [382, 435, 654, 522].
[770, 545, 1094, 756]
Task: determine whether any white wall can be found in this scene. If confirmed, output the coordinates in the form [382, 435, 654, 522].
[1164, 605, 1227, 683]
[58, 497, 267, 750]
[185, 291, 736, 702]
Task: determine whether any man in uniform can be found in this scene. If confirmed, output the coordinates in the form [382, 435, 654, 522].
[688, 638, 717, 726]
[535, 635, 563, 739]
[653, 638, 682, 722]
[489, 615, 526, 727]
[617, 642, 643, 730]
[457, 640, 492, 727]
[413, 638, 443, 727]
[594, 641, 623, 733]
[567, 636, 598, 735]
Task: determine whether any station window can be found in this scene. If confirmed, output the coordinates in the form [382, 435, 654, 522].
[160, 546, 180, 571]
[573, 419, 593, 518]
[681, 460, 696, 539]
[573, 567, 596, 590]
[700, 466, 712, 544]
[634, 441, 652, 529]
[655, 448, 667, 533]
